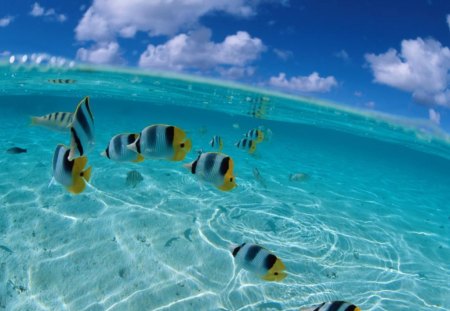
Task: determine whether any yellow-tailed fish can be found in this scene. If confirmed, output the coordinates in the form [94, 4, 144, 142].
[183, 152, 236, 191]
[244, 129, 264, 143]
[102, 133, 144, 162]
[68, 96, 95, 160]
[300, 301, 361, 311]
[30, 112, 74, 132]
[127, 124, 191, 161]
[235, 138, 257, 154]
[209, 135, 223, 151]
[52, 144, 92, 194]
[230, 243, 286, 281]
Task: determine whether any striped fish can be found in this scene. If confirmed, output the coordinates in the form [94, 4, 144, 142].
[231, 243, 286, 281]
[30, 112, 74, 132]
[68, 96, 95, 161]
[102, 133, 144, 162]
[209, 135, 223, 151]
[184, 152, 236, 191]
[127, 124, 192, 161]
[48, 79, 76, 84]
[52, 144, 92, 194]
[244, 129, 264, 143]
[235, 138, 257, 154]
[300, 301, 361, 311]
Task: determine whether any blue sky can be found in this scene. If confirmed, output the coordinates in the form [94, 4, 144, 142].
[1, 0, 450, 130]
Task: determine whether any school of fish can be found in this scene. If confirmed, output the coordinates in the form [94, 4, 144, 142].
[29, 96, 361, 310]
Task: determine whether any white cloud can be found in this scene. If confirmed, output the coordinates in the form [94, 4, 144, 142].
[447, 14, 450, 31]
[138, 28, 264, 73]
[76, 42, 122, 65]
[334, 49, 350, 61]
[354, 91, 363, 97]
[216, 66, 256, 79]
[0, 16, 14, 27]
[429, 108, 440, 125]
[75, 0, 255, 42]
[365, 37, 450, 106]
[30, 2, 66, 22]
[273, 48, 293, 61]
[269, 72, 337, 93]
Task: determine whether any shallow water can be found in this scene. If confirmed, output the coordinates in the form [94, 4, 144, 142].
[0, 64, 449, 311]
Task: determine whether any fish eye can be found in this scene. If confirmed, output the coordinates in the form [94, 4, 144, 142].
[274, 272, 279, 275]
[180, 143, 185, 148]
[229, 177, 233, 182]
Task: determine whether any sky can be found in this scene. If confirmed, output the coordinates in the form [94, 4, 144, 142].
[1, 0, 450, 130]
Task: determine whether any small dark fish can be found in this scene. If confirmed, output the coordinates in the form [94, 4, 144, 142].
[183, 229, 192, 242]
[48, 79, 76, 84]
[164, 237, 179, 247]
[126, 170, 144, 188]
[7, 147, 27, 154]
[0, 245, 13, 253]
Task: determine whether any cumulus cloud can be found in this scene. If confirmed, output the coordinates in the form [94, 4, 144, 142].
[429, 108, 440, 125]
[75, 0, 255, 42]
[0, 16, 14, 27]
[447, 14, 450, 30]
[76, 42, 122, 65]
[365, 37, 450, 106]
[269, 72, 337, 93]
[138, 28, 264, 74]
[30, 2, 67, 22]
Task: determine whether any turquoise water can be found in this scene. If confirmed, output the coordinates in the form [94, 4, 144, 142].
[0, 64, 449, 310]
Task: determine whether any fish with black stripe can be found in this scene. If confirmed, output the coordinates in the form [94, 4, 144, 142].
[244, 128, 264, 143]
[48, 79, 76, 84]
[209, 135, 223, 151]
[230, 243, 286, 281]
[127, 124, 192, 161]
[235, 138, 257, 154]
[68, 96, 95, 160]
[183, 152, 236, 191]
[300, 301, 361, 311]
[30, 112, 74, 132]
[101, 133, 144, 162]
[52, 144, 92, 194]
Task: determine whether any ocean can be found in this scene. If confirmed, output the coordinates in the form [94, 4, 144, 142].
[0, 63, 449, 311]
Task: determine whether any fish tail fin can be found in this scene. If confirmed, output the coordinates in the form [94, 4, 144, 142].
[30, 116, 39, 126]
[249, 141, 257, 154]
[68, 177, 86, 194]
[133, 153, 145, 163]
[82, 166, 92, 182]
[183, 162, 192, 170]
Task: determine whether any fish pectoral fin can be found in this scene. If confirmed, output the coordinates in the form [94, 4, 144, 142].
[133, 154, 145, 163]
[48, 177, 56, 188]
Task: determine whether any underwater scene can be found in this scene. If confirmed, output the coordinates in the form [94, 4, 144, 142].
[0, 63, 449, 311]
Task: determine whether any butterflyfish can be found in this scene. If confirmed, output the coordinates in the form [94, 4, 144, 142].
[52, 144, 92, 194]
[102, 133, 144, 162]
[183, 152, 236, 191]
[127, 124, 191, 161]
[68, 96, 95, 160]
[231, 243, 287, 281]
